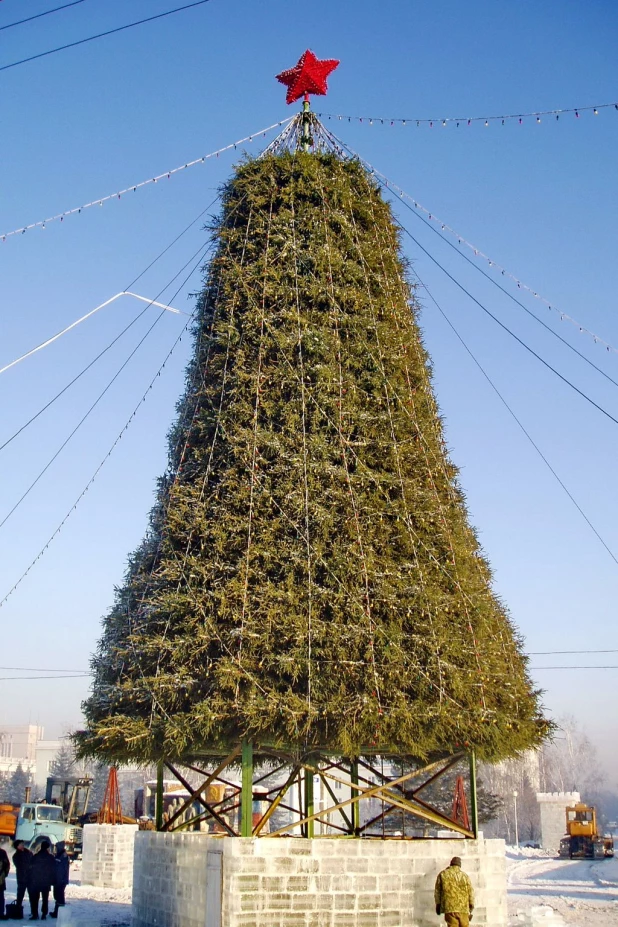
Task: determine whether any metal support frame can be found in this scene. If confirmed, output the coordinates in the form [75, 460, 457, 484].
[469, 750, 479, 839]
[155, 759, 164, 832]
[304, 761, 314, 838]
[151, 746, 476, 840]
[301, 98, 312, 152]
[97, 766, 123, 824]
[350, 759, 360, 836]
[241, 740, 254, 837]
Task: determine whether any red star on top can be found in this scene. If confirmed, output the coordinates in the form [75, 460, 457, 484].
[276, 50, 340, 105]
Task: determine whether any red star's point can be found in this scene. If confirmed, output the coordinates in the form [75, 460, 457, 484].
[276, 50, 340, 105]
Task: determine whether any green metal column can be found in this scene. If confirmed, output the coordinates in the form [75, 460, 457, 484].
[155, 759, 164, 831]
[304, 764, 314, 838]
[301, 98, 311, 153]
[351, 758, 360, 836]
[241, 740, 254, 837]
[469, 751, 479, 839]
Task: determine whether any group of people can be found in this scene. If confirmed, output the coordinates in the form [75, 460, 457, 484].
[0, 844, 472, 924]
[0, 839, 69, 921]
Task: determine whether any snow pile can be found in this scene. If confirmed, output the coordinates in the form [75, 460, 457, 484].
[512, 905, 566, 926]
[506, 846, 554, 860]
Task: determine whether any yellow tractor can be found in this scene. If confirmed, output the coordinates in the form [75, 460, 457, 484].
[559, 802, 614, 859]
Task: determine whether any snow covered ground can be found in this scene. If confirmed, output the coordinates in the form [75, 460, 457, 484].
[507, 846, 618, 926]
[3, 860, 131, 926]
[2, 843, 616, 925]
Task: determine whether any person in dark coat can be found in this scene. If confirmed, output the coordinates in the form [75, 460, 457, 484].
[50, 843, 69, 919]
[0, 845, 10, 920]
[27, 841, 56, 921]
[12, 840, 33, 910]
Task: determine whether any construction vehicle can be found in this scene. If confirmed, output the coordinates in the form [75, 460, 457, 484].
[14, 775, 92, 857]
[559, 802, 614, 859]
[0, 803, 20, 838]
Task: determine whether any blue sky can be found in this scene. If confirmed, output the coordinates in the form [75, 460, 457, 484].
[0, 0, 617, 779]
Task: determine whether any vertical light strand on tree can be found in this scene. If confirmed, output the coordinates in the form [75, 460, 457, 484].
[118, 197, 251, 735]
[234, 212, 446, 702]
[141, 199, 260, 730]
[359, 166, 526, 700]
[343, 180, 443, 710]
[237, 195, 276, 693]
[289, 190, 314, 722]
[360, 180, 487, 711]
[162, 203, 259, 704]
[113, 240, 219, 734]
[313, 166, 381, 716]
[362, 186, 458, 705]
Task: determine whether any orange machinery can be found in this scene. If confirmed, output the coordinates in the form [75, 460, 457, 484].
[0, 803, 20, 839]
[559, 802, 614, 859]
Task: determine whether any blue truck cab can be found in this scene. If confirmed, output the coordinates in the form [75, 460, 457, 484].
[15, 803, 78, 851]
[14, 776, 91, 857]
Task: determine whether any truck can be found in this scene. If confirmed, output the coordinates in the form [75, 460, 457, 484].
[14, 775, 92, 857]
[558, 802, 614, 859]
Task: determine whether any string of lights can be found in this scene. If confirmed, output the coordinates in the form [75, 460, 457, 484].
[0, 306, 181, 528]
[0, 292, 184, 378]
[532, 666, 618, 670]
[0, 674, 90, 681]
[323, 129, 618, 358]
[412, 269, 618, 568]
[397, 220, 618, 427]
[5, 650, 614, 672]
[529, 649, 618, 655]
[317, 125, 618, 429]
[0, 195, 222, 454]
[400, 202, 618, 393]
[0, 117, 291, 243]
[0, 251, 206, 609]
[318, 101, 618, 128]
[1, 665, 616, 681]
[0, 666, 89, 673]
[0, 239, 212, 533]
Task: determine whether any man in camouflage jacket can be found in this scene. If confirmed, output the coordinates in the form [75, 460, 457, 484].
[434, 856, 474, 926]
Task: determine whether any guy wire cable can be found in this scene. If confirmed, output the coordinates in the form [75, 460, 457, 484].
[0, 118, 290, 241]
[398, 198, 618, 393]
[0, 0, 216, 73]
[0, 246, 208, 608]
[397, 220, 618, 427]
[0, 1, 88, 32]
[0, 195, 221, 453]
[413, 268, 618, 568]
[321, 123, 618, 358]
[0, 238, 214, 531]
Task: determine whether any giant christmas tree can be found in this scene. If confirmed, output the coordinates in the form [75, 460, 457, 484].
[78, 86, 547, 771]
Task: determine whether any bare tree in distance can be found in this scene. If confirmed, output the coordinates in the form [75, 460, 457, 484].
[540, 715, 605, 797]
